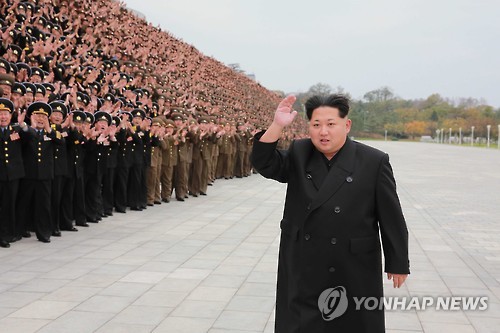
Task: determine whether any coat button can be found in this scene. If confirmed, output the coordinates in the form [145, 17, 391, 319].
[329, 267, 335, 273]
[307, 203, 311, 210]
[346, 176, 353, 183]
[304, 234, 311, 241]
[334, 206, 341, 214]
[331, 238, 337, 245]
[306, 173, 312, 179]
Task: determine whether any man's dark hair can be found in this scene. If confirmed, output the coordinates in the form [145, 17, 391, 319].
[304, 94, 350, 120]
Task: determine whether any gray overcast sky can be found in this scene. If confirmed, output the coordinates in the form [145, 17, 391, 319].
[122, 0, 500, 107]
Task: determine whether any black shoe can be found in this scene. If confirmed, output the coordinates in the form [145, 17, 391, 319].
[0, 240, 10, 248]
[154, 201, 162, 205]
[38, 238, 51, 243]
[52, 231, 62, 237]
[96, 216, 102, 221]
[140, 205, 147, 209]
[162, 198, 170, 203]
[9, 235, 22, 242]
[115, 208, 126, 213]
[130, 207, 142, 211]
[104, 211, 113, 216]
[22, 231, 31, 238]
[200, 192, 207, 196]
[207, 183, 213, 186]
[176, 197, 185, 202]
[61, 227, 78, 232]
[147, 203, 154, 206]
[184, 195, 189, 199]
[87, 218, 98, 223]
[76, 222, 89, 227]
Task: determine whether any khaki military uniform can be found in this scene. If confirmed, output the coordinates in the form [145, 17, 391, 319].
[160, 135, 177, 202]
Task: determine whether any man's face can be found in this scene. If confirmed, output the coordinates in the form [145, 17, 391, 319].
[132, 116, 142, 126]
[95, 120, 108, 131]
[308, 106, 351, 159]
[50, 111, 64, 125]
[0, 85, 11, 99]
[74, 121, 84, 131]
[30, 113, 47, 129]
[30, 74, 42, 83]
[174, 119, 183, 128]
[25, 93, 34, 104]
[0, 110, 12, 127]
[35, 92, 46, 102]
[11, 93, 24, 107]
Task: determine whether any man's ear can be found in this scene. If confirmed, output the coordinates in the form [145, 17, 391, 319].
[345, 118, 352, 134]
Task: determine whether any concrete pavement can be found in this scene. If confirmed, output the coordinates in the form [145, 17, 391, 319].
[0, 141, 499, 332]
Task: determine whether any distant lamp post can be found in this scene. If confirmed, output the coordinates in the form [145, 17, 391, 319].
[449, 128, 452, 144]
[459, 127, 462, 145]
[436, 129, 440, 143]
[384, 130, 387, 141]
[486, 125, 491, 148]
[498, 125, 500, 149]
[471, 126, 475, 146]
[441, 128, 444, 143]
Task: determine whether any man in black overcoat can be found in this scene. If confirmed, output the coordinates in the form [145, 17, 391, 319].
[251, 95, 410, 333]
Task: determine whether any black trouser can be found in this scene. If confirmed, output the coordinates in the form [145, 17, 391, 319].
[17, 179, 52, 240]
[61, 175, 87, 227]
[115, 166, 129, 211]
[139, 165, 147, 208]
[102, 167, 115, 214]
[127, 164, 142, 208]
[0, 179, 19, 241]
[73, 176, 86, 225]
[85, 171, 103, 220]
[51, 175, 65, 233]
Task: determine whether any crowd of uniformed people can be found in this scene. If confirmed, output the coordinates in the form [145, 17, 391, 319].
[0, 0, 306, 248]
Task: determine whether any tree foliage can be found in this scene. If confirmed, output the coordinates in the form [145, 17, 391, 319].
[292, 84, 500, 139]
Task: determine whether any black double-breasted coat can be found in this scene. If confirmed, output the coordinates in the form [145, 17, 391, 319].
[251, 134, 410, 333]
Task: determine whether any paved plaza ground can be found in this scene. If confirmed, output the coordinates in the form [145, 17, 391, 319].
[0, 141, 499, 333]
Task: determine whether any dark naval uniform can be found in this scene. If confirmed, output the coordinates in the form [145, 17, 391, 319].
[0, 99, 24, 247]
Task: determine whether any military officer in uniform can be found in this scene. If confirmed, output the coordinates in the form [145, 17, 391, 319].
[102, 116, 120, 216]
[85, 111, 116, 222]
[172, 112, 189, 201]
[0, 98, 24, 248]
[49, 100, 69, 236]
[127, 109, 147, 210]
[61, 110, 88, 229]
[160, 119, 177, 203]
[17, 102, 63, 243]
[146, 117, 165, 206]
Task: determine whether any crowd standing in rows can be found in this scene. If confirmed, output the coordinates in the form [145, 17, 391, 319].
[0, 0, 308, 248]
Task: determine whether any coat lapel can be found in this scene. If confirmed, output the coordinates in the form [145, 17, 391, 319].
[305, 148, 328, 191]
[310, 138, 357, 211]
